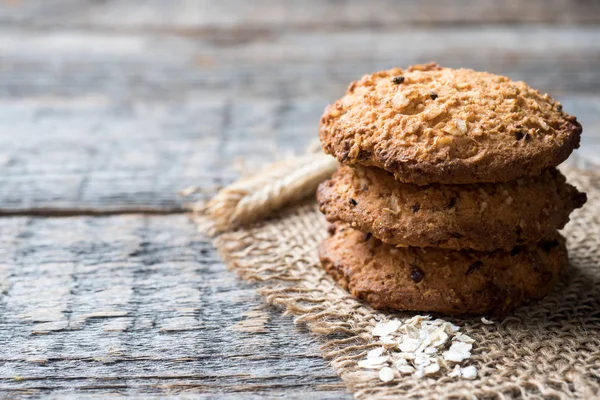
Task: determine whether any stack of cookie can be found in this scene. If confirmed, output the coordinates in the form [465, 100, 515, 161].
[317, 64, 586, 315]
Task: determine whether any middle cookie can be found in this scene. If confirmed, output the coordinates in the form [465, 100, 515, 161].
[317, 165, 586, 251]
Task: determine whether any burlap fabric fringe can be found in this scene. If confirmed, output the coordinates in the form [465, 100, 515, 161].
[193, 157, 600, 399]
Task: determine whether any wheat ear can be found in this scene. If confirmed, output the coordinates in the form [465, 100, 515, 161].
[197, 153, 338, 231]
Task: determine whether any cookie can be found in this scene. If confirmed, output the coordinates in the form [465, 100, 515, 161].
[319, 63, 582, 185]
[319, 223, 568, 315]
[317, 166, 586, 251]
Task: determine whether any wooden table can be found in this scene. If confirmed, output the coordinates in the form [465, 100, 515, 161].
[1, 1, 599, 398]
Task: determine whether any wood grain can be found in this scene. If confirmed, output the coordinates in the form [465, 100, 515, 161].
[0, 214, 351, 398]
[0, 95, 322, 213]
[2, 0, 600, 30]
[1, 26, 600, 100]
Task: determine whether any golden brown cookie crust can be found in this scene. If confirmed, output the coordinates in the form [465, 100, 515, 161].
[319, 224, 568, 316]
[319, 64, 582, 185]
[317, 166, 586, 251]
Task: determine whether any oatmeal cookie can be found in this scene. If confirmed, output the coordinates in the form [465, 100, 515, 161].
[319, 64, 582, 184]
[317, 166, 586, 251]
[318, 223, 568, 315]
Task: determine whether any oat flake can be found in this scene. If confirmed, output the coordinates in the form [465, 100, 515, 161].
[379, 367, 395, 382]
[461, 366, 478, 380]
[361, 316, 477, 383]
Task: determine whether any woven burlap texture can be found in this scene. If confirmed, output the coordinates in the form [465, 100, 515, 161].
[208, 169, 600, 400]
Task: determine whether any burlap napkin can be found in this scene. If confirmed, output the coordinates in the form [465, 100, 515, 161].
[194, 164, 600, 399]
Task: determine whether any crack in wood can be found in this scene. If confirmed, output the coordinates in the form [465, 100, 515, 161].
[0, 208, 186, 217]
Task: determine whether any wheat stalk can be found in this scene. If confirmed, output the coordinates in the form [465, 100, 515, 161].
[196, 153, 338, 231]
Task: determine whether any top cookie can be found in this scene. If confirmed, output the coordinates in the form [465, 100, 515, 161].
[319, 63, 582, 184]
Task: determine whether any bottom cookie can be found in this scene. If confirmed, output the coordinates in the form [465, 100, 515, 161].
[319, 223, 568, 315]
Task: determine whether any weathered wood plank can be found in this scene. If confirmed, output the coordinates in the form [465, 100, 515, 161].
[0, 94, 598, 214]
[1, 26, 600, 99]
[0, 214, 351, 398]
[1, 0, 600, 30]
[0, 95, 323, 213]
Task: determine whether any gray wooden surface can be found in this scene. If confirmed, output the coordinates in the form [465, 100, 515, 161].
[0, 1, 599, 398]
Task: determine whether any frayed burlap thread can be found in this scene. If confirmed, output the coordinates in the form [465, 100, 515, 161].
[202, 168, 600, 400]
